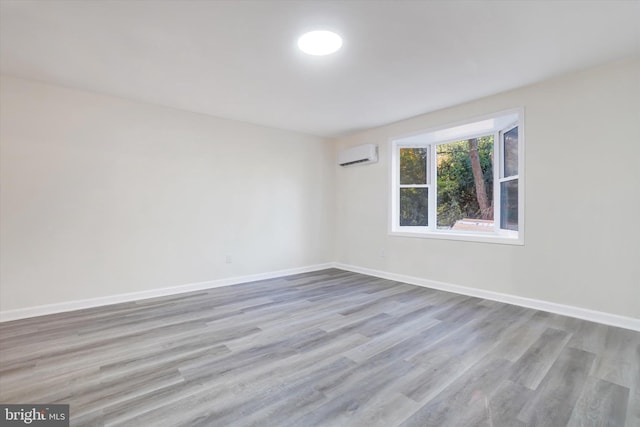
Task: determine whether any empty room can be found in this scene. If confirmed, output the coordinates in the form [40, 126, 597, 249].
[1, 1, 639, 426]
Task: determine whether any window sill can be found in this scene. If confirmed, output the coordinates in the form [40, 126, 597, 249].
[389, 229, 524, 245]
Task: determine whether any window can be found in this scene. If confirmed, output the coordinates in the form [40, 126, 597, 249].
[391, 109, 524, 244]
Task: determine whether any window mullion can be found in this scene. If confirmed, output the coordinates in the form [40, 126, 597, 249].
[394, 144, 401, 230]
[498, 175, 518, 183]
[498, 124, 520, 232]
[429, 143, 437, 231]
[493, 130, 500, 233]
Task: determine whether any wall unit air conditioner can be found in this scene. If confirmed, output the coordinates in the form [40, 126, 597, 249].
[338, 144, 378, 166]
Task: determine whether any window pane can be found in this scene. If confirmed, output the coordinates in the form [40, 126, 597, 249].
[437, 137, 494, 231]
[503, 126, 518, 177]
[400, 148, 427, 185]
[400, 188, 428, 226]
[500, 179, 518, 231]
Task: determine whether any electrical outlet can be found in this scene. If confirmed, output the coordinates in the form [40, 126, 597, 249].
[225, 255, 232, 264]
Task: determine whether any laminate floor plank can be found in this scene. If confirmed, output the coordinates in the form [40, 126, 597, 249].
[401, 304, 532, 404]
[518, 347, 596, 426]
[592, 327, 639, 389]
[282, 358, 416, 427]
[455, 379, 533, 427]
[144, 357, 354, 427]
[342, 317, 441, 363]
[625, 342, 640, 427]
[567, 376, 629, 427]
[487, 310, 544, 363]
[399, 357, 513, 427]
[1, 269, 638, 426]
[509, 327, 572, 389]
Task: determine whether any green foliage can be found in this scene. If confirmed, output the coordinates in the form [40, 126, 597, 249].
[398, 138, 493, 228]
[400, 188, 428, 226]
[399, 148, 428, 226]
[436, 136, 493, 228]
[399, 148, 427, 185]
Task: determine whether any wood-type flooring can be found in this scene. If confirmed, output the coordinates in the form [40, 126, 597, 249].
[1, 269, 638, 426]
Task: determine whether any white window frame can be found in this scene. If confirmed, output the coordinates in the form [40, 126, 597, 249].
[390, 108, 525, 245]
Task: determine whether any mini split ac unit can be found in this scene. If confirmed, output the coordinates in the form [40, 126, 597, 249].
[337, 144, 378, 166]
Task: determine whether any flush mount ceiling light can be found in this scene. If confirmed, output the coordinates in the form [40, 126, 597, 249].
[297, 30, 342, 56]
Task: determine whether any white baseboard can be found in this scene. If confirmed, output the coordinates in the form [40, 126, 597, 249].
[334, 263, 640, 332]
[0, 263, 334, 322]
[3, 261, 638, 332]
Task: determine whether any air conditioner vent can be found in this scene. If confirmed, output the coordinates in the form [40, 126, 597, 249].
[338, 144, 378, 167]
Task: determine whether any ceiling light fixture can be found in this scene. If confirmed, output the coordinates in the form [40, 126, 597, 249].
[297, 30, 342, 56]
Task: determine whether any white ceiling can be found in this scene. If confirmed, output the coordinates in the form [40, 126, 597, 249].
[1, 0, 639, 137]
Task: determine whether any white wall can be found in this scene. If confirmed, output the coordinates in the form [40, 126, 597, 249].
[333, 58, 640, 319]
[0, 75, 334, 312]
[2, 59, 639, 321]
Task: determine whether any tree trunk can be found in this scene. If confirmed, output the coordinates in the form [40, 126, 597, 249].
[468, 138, 491, 219]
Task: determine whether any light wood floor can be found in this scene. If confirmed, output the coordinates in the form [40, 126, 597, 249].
[1, 269, 638, 426]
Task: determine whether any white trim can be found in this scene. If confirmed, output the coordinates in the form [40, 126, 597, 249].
[389, 229, 523, 245]
[392, 109, 520, 145]
[3, 261, 638, 332]
[334, 263, 640, 332]
[0, 263, 334, 322]
[390, 107, 525, 246]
